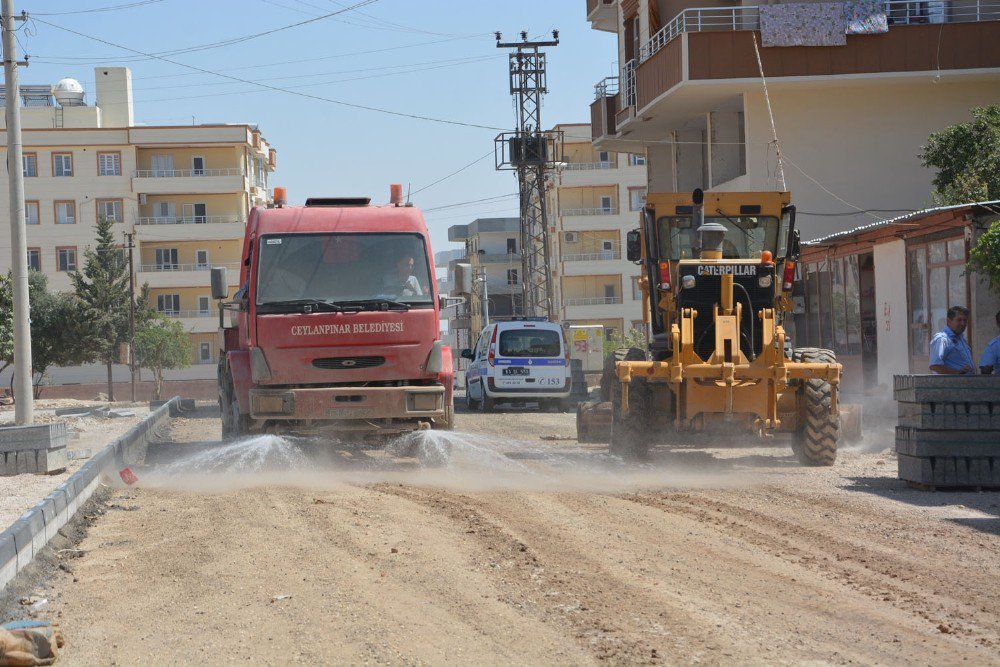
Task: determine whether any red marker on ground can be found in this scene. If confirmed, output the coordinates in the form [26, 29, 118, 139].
[119, 467, 138, 486]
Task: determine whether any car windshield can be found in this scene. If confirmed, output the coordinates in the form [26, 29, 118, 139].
[657, 215, 783, 260]
[499, 329, 562, 357]
[255, 232, 433, 306]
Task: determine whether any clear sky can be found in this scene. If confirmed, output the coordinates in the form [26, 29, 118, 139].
[18, 0, 617, 255]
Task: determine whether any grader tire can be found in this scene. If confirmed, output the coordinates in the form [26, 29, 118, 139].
[792, 348, 840, 467]
[610, 377, 651, 459]
[600, 347, 646, 401]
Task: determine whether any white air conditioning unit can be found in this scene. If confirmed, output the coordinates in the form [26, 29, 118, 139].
[564, 232, 578, 243]
[138, 193, 147, 205]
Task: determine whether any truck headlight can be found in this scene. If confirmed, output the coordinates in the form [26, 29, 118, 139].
[681, 275, 696, 289]
[758, 274, 773, 288]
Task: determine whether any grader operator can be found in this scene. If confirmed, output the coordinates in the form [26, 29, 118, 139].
[581, 189, 842, 465]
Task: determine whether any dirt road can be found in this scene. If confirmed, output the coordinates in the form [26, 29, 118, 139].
[12, 403, 1000, 665]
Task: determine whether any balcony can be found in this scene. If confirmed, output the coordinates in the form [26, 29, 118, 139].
[478, 252, 522, 264]
[134, 215, 245, 241]
[562, 249, 621, 262]
[136, 215, 241, 225]
[136, 261, 241, 288]
[590, 76, 620, 144]
[160, 309, 215, 318]
[586, 0, 617, 32]
[132, 167, 245, 195]
[562, 161, 615, 171]
[595, 1, 1000, 146]
[561, 206, 619, 217]
[564, 296, 622, 306]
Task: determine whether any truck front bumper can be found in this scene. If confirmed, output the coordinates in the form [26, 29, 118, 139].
[249, 385, 446, 425]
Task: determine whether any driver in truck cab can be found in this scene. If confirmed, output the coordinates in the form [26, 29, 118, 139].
[384, 252, 424, 298]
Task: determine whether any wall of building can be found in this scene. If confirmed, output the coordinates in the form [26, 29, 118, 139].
[873, 239, 910, 387]
[562, 275, 623, 299]
[139, 240, 241, 267]
[139, 193, 246, 220]
[135, 146, 243, 172]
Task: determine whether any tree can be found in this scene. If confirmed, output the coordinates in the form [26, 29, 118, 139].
[920, 104, 1000, 205]
[969, 219, 1000, 297]
[0, 272, 95, 397]
[71, 216, 131, 401]
[135, 316, 191, 400]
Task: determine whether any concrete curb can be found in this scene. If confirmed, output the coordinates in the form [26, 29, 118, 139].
[0, 396, 178, 591]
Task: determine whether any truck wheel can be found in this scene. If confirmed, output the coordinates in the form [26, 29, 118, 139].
[466, 389, 479, 411]
[610, 377, 650, 459]
[230, 398, 251, 438]
[600, 347, 646, 401]
[439, 403, 455, 431]
[791, 348, 840, 466]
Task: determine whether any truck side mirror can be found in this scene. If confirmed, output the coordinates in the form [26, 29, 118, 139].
[789, 229, 801, 261]
[210, 267, 228, 300]
[460, 349, 474, 360]
[626, 229, 641, 262]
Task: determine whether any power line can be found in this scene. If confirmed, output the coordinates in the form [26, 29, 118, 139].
[410, 150, 496, 197]
[30, 16, 507, 132]
[32, 0, 166, 15]
[30, 0, 379, 63]
[422, 193, 518, 212]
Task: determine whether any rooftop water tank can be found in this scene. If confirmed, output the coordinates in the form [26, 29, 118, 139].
[53, 78, 85, 106]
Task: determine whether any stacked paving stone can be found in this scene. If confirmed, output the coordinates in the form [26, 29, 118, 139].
[0, 423, 68, 475]
[894, 375, 1000, 489]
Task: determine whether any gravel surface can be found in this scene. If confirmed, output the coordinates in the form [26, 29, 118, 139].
[0, 401, 149, 527]
[5, 398, 999, 665]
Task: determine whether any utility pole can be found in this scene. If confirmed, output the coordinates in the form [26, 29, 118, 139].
[124, 231, 137, 402]
[3, 0, 31, 424]
[495, 30, 563, 320]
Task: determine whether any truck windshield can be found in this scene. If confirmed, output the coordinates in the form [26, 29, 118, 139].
[657, 215, 784, 260]
[255, 232, 434, 307]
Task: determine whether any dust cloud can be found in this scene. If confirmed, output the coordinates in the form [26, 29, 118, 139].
[136, 429, 761, 495]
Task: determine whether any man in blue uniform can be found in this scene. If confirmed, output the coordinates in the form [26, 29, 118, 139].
[929, 306, 974, 375]
[979, 310, 1000, 375]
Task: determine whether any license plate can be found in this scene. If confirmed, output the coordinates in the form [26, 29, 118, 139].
[503, 367, 529, 376]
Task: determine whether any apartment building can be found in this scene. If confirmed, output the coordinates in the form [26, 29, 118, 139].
[0, 67, 275, 372]
[445, 217, 524, 355]
[547, 122, 648, 338]
[586, 0, 1000, 240]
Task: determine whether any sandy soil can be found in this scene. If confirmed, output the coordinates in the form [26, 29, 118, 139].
[0, 403, 149, 527]
[7, 400, 1000, 665]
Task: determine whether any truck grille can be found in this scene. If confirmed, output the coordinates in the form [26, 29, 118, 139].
[312, 356, 385, 370]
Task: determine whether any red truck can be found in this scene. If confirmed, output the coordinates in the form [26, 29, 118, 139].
[212, 187, 454, 439]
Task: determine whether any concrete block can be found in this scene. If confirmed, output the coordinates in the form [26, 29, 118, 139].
[10, 518, 33, 572]
[0, 529, 16, 589]
[38, 496, 58, 542]
[898, 454, 934, 484]
[21, 508, 46, 556]
[35, 446, 68, 474]
[895, 427, 1000, 458]
[894, 374, 1000, 403]
[0, 422, 68, 451]
[898, 401, 1000, 430]
[45, 490, 68, 534]
[16, 450, 34, 474]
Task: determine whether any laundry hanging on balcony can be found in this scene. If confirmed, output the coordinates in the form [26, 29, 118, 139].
[844, 0, 889, 34]
[759, 2, 847, 47]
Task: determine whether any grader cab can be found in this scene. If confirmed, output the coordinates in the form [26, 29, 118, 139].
[588, 189, 842, 465]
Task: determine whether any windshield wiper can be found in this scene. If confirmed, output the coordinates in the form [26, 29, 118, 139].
[331, 299, 412, 311]
[257, 299, 343, 313]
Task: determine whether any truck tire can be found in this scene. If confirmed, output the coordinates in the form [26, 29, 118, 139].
[610, 377, 651, 459]
[465, 386, 479, 411]
[230, 397, 252, 439]
[600, 347, 646, 401]
[479, 392, 495, 413]
[791, 348, 839, 466]
[439, 403, 455, 431]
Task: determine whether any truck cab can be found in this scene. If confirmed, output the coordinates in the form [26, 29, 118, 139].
[217, 192, 454, 438]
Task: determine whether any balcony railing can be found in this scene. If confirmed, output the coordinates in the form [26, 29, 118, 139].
[160, 309, 216, 318]
[478, 252, 522, 263]
[593, 75, 618, 100]
[562, 250, 621, 262]
[564, 296, 623, 306]
[138, 261, 240, 273]
[621, 59, 636, 108]
[135, 215, 242, 226]
[638, 1, 1000, 64]
[563, 161, 615, 170]
[133, 168, 243, 178]
[561, 206, 619, 216]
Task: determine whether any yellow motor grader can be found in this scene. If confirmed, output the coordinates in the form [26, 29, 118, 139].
[577, 189, 842, 465]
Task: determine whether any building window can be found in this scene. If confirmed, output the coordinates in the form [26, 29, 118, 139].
[98, 152, 121, 176]
[195, 249, 209, 269]
[629, 153, 646, 166]
[598, 150, 610, 164]
[154, 201, 176, 222]
[53, 153, 73, 177]
[199, 342, 212, 363]
[198, 296, 211, 315]
[27, 248, 40, 271]
[507, 269, 518, 285]
[96, 199, 124, 223]
[183, 203, 207, 223]
[906, 236, 967, 371]
[55, 201, 76, 225]
[600, 195, 613, 212]
[628, 188, 646, 211]
[506, 238, 517, 254]
[192, 156, 205, 176]
[25, 201, 39, 225]
[631, 275, 641, 300]
[155, 248, 179, 270]
[156, 294, 180, 315]
[22, 153, 37, 177]
[604, 284, 616, 301]
[56, 247, 77, 272]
